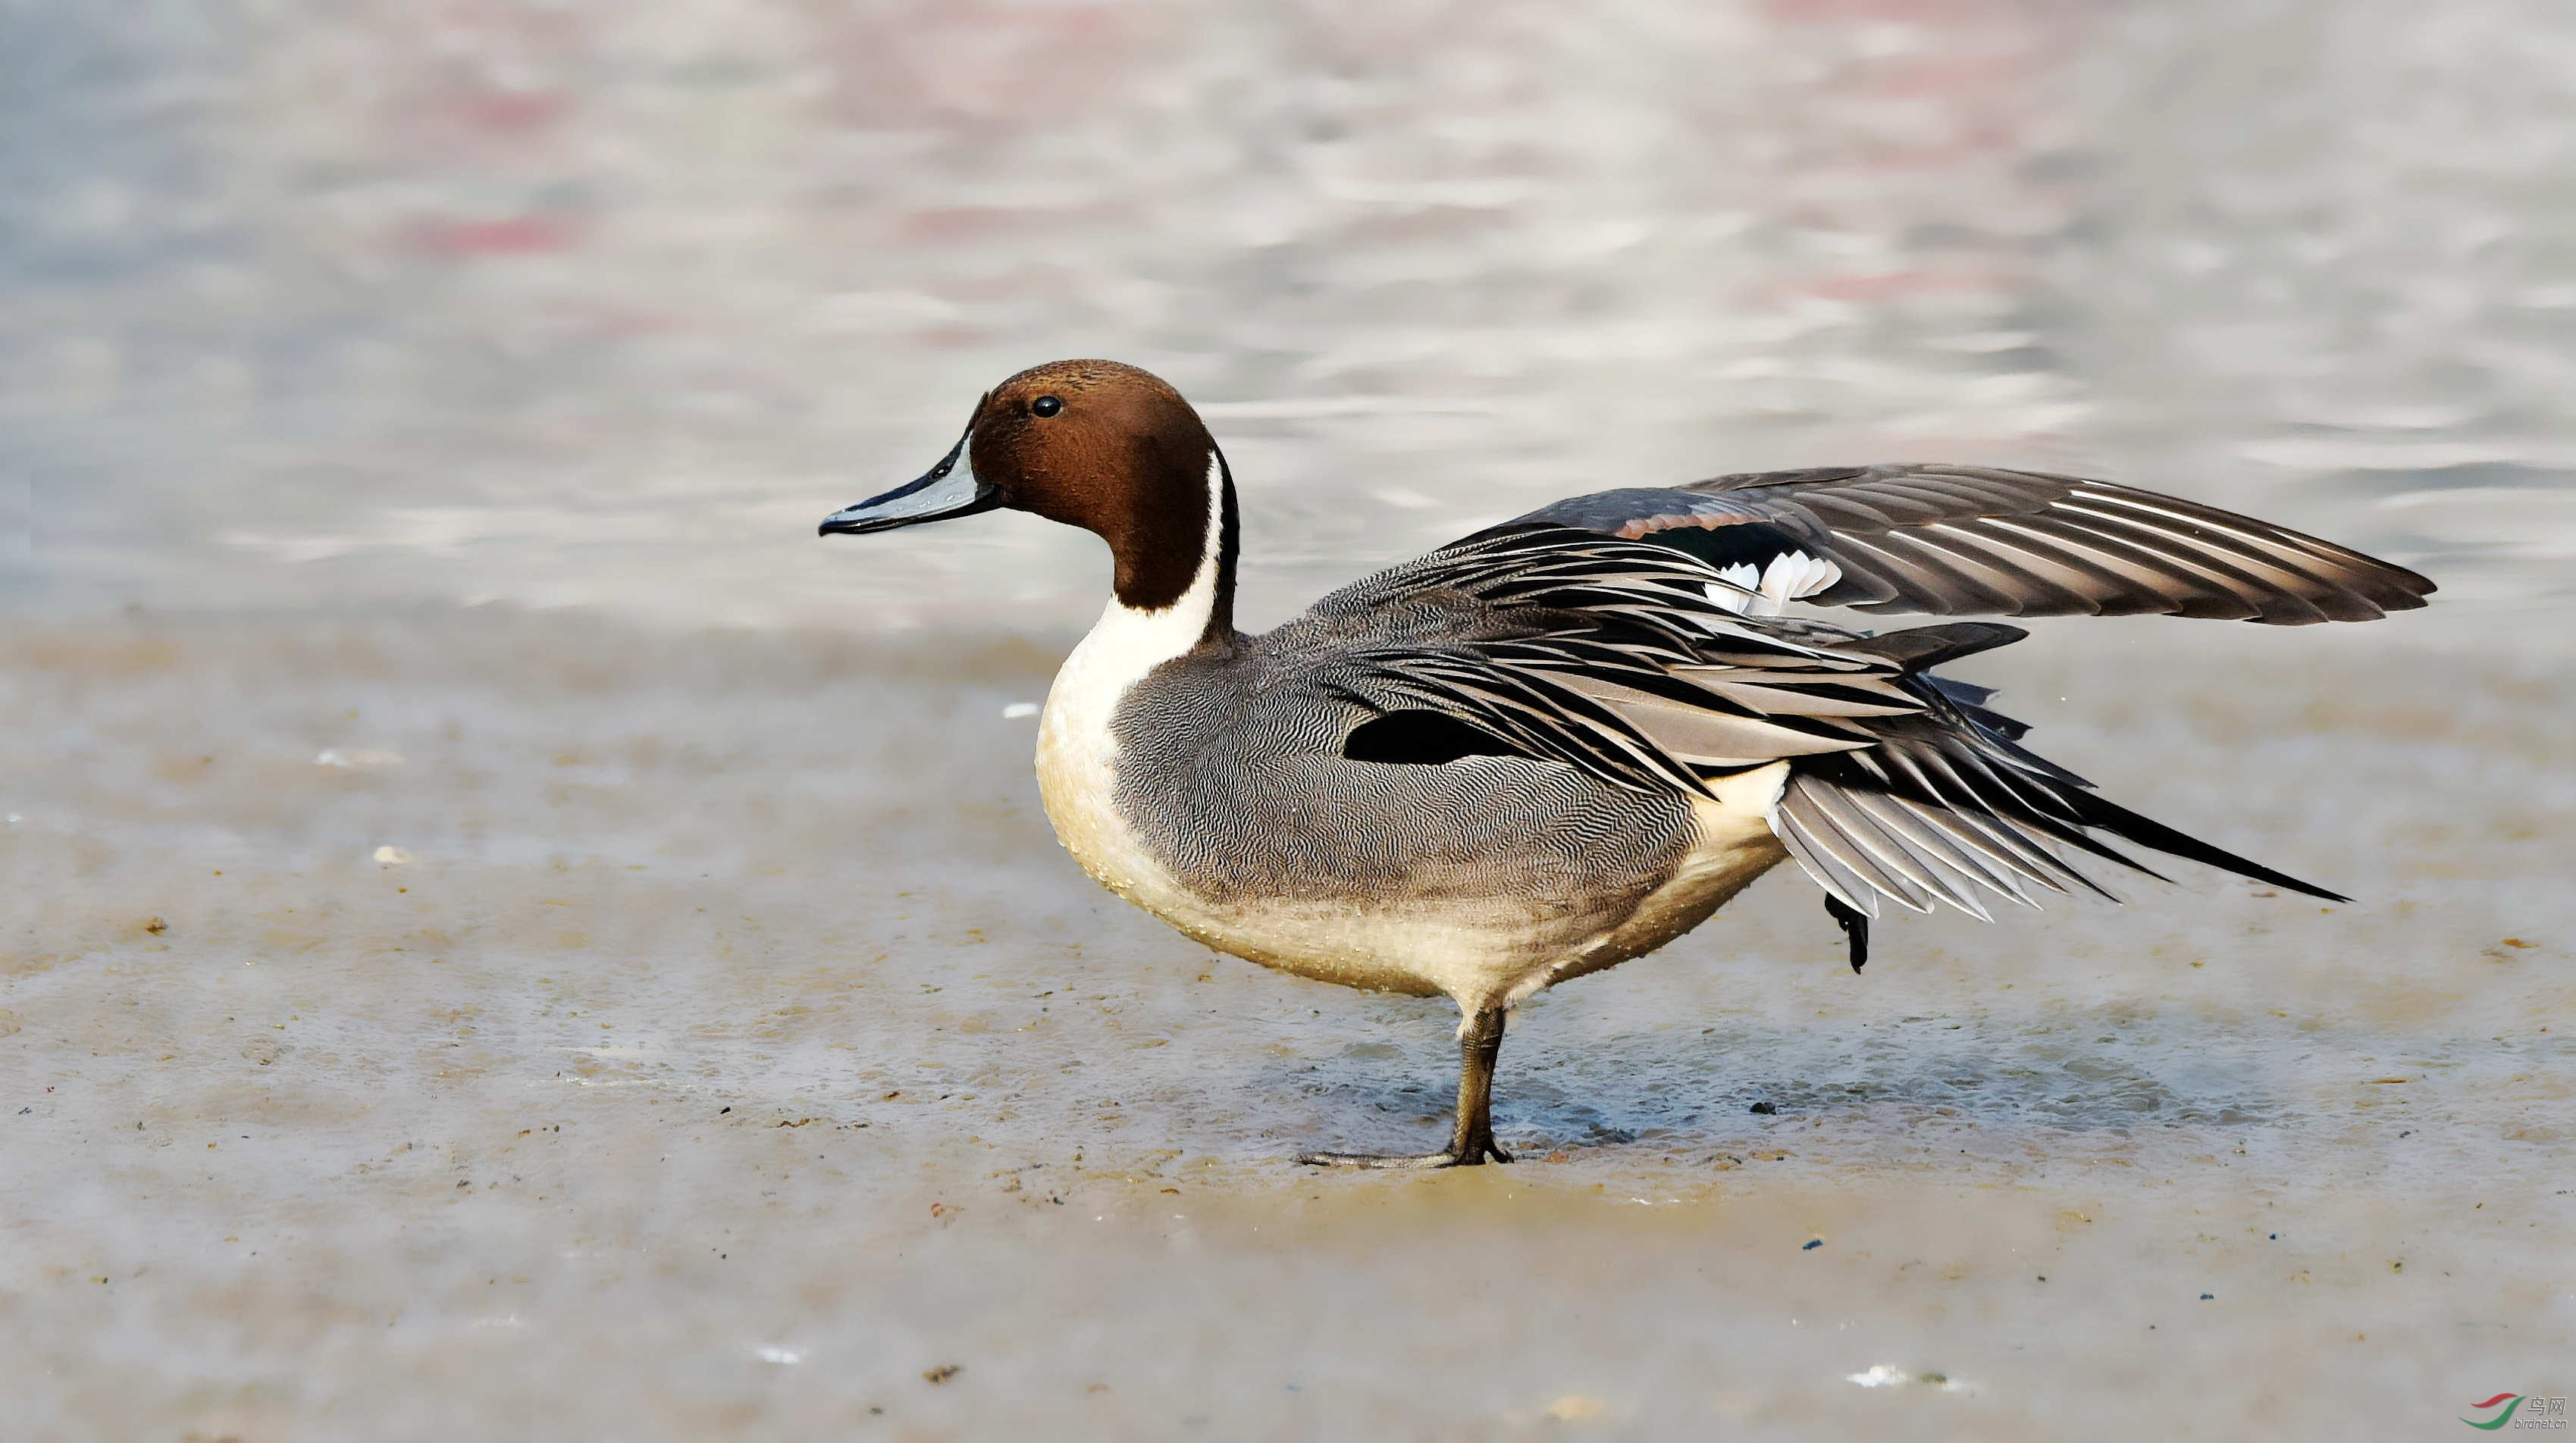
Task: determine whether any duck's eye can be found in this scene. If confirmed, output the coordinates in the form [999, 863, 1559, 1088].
[1030, 395, 1063, 418]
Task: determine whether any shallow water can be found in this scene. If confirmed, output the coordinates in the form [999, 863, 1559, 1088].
[7, 1, 2576, 1438]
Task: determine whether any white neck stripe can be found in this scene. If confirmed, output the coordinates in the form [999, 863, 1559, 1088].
[1042, 448, 1230, 758]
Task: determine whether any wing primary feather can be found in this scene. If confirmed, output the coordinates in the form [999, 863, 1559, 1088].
[1880, 528, 2094, 614]
[1813, 782, 2004, 917]
[1774, 809, 1885, 918]
[1780, 776, 1941, 912]
[1923, 521, 2187, 609]
[1844, 790, 2029, 913]
[1892, 748, 2100, 895]
[1973, 515, 2246, 615]
[1816, 531, 2020, 614]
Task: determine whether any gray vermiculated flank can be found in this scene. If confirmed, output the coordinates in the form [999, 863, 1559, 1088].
[1110, 574, 1700, 925]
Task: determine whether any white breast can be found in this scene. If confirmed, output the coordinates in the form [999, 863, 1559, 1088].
[1036, 609, 1188, 901]
[1033, 454, 1227, 910]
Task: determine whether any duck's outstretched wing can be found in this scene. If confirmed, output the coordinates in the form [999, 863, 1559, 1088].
[1291, 525, 2346, 916]
[1501, 465, 2433, 624]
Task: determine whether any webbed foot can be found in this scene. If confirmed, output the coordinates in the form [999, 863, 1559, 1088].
[1299, 1003, 1513, 1169]
[1298, 1135, 1513, 1169]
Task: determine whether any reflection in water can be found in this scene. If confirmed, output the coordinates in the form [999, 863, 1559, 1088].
[8, 0, 2570, 626]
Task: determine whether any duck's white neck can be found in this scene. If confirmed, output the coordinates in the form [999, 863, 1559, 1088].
[1055, 447, 1236, 706]
[1036, 448, 1234, 885]
[1061, 443, 1231, 675]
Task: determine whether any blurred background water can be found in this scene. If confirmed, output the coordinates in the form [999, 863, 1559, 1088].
[8, 0, 2571, 628]
[5, 3, 2574, 1438]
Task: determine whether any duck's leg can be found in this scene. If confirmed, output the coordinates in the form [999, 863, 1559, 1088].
[1300, 1003, 1514, 1169]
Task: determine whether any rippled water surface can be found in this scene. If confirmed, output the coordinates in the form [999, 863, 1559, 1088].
[13, 0, 2575, 627]
[5, 2, 2574, 1437]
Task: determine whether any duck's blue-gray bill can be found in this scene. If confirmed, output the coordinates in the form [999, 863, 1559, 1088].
[819, 432, 998, 537]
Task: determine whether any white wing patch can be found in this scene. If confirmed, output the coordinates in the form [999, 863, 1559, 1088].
[1705, 550, 1844, 617]
[1757, 549, 1843, 612]
[1706, 562, 1762, 613]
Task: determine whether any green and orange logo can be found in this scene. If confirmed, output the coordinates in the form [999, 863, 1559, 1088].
[2464, 1393, 2569, 1429]
[2465, 1395, 2527, 1429]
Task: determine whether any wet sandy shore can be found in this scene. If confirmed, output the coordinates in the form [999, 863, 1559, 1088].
[4, 606, 2570, 1438]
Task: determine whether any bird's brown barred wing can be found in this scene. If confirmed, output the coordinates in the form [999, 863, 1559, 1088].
[1503, 465, 2434, 624]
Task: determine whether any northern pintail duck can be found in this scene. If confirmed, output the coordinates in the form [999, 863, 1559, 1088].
[821, 360, 2433, 1168]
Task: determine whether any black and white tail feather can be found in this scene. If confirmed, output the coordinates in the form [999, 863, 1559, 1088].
[1310, 465, 2433, 923]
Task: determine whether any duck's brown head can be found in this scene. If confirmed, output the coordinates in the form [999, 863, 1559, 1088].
[820, 359, 1233, 617]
